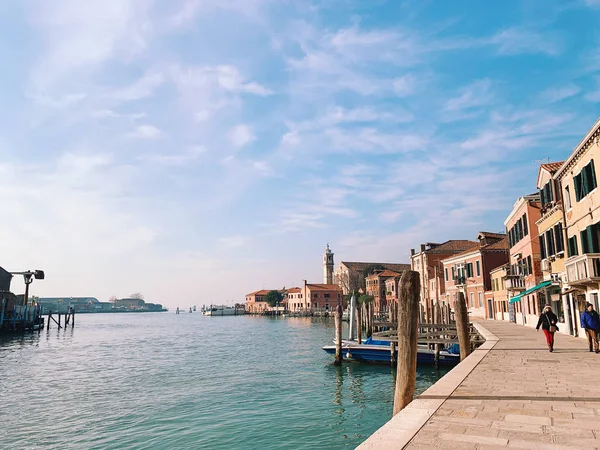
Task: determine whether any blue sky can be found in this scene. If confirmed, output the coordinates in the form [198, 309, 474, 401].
[1, 0, 599, 308]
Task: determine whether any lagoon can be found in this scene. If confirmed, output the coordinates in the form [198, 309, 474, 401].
[0, 313, 448, 449]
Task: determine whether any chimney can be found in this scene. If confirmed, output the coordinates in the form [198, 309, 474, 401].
[420, 244, 426, 252]
[410, 248, 415, 256]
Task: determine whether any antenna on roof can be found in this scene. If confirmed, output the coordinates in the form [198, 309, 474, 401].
[534, 157, 550, 164]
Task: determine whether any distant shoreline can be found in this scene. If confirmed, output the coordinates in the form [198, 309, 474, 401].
[40, 309, 169, 315]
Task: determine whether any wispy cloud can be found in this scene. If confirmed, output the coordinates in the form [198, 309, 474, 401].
[489, 28, 563, 56]
[445, 79, 494, 112]
[541, 83, 581, 102]
[229, 124, 255, 148]
[127, 124, 163, 139]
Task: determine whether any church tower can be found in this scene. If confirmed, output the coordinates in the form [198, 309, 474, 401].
[323, 244, 334, 284]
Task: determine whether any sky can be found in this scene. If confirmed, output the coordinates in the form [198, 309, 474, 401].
[1, 0, 600, 308]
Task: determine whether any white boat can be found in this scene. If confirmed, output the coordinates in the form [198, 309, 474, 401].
[203, 306, 243, 316]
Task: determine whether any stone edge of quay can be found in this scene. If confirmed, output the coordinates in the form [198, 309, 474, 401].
[356, 321, 499, 450]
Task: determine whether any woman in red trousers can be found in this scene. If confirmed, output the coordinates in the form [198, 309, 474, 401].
[536, 304, 559, 352]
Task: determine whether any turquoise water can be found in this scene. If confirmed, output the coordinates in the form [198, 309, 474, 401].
[0, 313, 448, 449]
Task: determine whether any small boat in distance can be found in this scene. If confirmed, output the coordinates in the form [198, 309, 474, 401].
[203, 305, 244, 316]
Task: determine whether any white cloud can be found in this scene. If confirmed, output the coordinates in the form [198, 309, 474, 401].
[107, 72, 165, 101]
[29, 0, 152, 93]
[541, 84, 580, 102]
[229, 124, 255, 148]
[445, 79, 494, 112]
[393, 74, 416, 97]
[127, 124, 163, 139]
[489, 28, 563, 56]
[140, 145, 207, 165]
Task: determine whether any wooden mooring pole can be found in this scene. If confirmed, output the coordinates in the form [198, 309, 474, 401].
[455, 292, 471, 361]
[334, 303, 343, 366]
[393, 270, 420, 415]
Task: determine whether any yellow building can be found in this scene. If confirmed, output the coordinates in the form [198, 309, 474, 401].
[490, 265, 509, 321]
[535, 162, 568, 331]
[555, 118, 600, 338]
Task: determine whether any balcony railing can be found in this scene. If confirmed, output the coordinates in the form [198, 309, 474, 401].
[565, 253, 600, 285]
[454, 276, 466, 287]
[505, 275, 525, 291]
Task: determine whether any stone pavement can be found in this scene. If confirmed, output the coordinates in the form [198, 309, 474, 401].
[405, 320, 600, 450]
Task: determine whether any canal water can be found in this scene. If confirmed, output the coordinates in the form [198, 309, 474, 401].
[0, 313, 449, 449]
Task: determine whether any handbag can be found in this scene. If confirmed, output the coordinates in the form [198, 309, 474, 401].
[546, 313, 557, 333]
[549, 325, 557, 333]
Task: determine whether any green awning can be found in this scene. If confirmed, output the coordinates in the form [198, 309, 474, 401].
[509, 280, 552, 304]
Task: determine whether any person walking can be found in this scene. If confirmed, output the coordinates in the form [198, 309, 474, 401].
[580, 302, 600, 353]
[536, 304, 559, 352]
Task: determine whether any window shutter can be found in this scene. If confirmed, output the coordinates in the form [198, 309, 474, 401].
[527, 256, 532, 275]
[540, 187, 546, 206]
[590, 159, 598, 192]
[452, 267, 456, 280]
[476, 260, 481, 277]
[574, 174, 582, 201]
[581, 229, 590, 254]
[539, 235, 546, 260]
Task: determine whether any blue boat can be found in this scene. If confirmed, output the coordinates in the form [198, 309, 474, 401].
[322, 337, 461, 366]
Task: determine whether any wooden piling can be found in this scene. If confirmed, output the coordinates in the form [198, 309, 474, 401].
[334, 303, 343, 366]
[58, 313, 61, 328]
[356, 303, 362, 344]
[454, 292, 471, 361]
[393, 270, 420, 416]
[47, 311, 52, 330]
[390, 341, 397, 366]
[72, 309, 75, 328]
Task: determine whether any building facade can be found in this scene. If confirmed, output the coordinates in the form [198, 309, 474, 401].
[410, 240, 481, 321]
[556, 118, 600, 338]
[334, 261, 410, 294]
[536, 162, 568, 331]
[440, 233, 508, 319]
[245, 290, 272, 313]
[489, 265, 509, 321]
[365, 269, 401, 313]
[504, 194, 544, 327]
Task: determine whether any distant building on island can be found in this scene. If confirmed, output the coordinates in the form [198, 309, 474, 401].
[37, 297, 165, 313]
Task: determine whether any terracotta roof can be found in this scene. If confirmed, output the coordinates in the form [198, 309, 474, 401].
[305, 284, 343, 291]
[478, 231, 506, 240]
[340, 262, 411, 272]
[443, 237, 509, 260]
[484, 237, 509, 251]
[419, 240, 479, 254]
[286, 287, 302, 293]
[540, 161, 564, 174]
[366, 269, 401, 279]
[246, 289, 273, 296]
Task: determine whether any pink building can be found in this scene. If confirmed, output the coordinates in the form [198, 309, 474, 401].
[440, 233, 509, 319]
[503, 193, 543, 327]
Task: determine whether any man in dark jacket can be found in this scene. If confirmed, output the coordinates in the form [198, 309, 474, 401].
[580, 303, 600, 353]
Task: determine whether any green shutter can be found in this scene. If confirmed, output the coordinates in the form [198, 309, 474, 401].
[581, 229, 589, 254]
[574, 174, 582, 201]
[589, 160, 598, 192]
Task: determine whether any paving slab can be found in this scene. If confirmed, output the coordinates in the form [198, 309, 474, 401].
[358, 320, 600, 449]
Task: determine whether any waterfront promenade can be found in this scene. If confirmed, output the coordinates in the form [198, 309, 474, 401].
[360, 320, 600, 449]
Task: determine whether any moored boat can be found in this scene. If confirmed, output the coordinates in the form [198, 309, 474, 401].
[203, 306, 244, 316]
[322, 337, 460, 366]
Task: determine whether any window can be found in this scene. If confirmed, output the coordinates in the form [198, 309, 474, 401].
[324, 293, 330, 298]
[568, 235, 579, 257]
[539, 235, 547, 260]
[470, 293, 474, 307]
[527, 256, 532, 275]
[554, 223, 564, 254]
[565, 186, 572, 209]
[466, 263, 473, 278]
[478, 292, 483, 308]
[547, 228, 556, 257]
[540, 182, 553, 208]
[580, 222, 600, 254]
[522, 214, 528, 236]
[451, 267, 456, 280]
[574, 159, 598, 201]
[445, 268, 448, 282]
[476, 261, 481, 277]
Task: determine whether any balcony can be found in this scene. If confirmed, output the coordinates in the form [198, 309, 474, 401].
[505, 275, 526, 292]
[565, 253, 600, 286]
[454, 276, 467, 287]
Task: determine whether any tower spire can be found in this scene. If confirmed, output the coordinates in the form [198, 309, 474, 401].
[323, 243, 334, 284]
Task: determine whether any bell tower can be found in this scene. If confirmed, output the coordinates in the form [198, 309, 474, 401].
[323, 243, 334, 284]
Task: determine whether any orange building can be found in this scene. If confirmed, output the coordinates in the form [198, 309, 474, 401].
[245, 290, 272, 314]
[366, 269, 402, 313]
